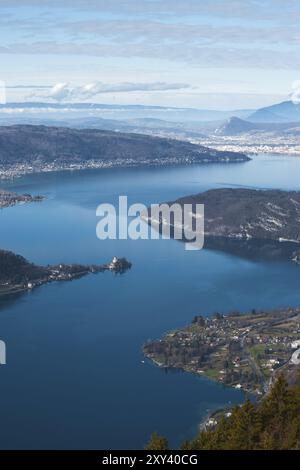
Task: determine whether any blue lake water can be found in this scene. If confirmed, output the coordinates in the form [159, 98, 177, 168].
[1, 154, 300, 449]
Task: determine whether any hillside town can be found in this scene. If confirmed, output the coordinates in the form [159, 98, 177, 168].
[144, 308, 300, 395]
[193, 134, 300, 156]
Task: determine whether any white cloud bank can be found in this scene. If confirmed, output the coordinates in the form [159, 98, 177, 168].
[32, 81, 190, 102]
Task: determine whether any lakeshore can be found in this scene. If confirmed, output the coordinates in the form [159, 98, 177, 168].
[0, 125, 249, 180]
[1, 156, 300, 449]
[143, 308, 300, 396]
[0, 251, 132, 298]
[0, 189, 44, 208]
[0, 155, 250, 180]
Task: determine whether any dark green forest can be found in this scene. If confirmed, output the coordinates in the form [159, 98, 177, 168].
[0, 249, 48, 284]
[146, 374, 300, 450]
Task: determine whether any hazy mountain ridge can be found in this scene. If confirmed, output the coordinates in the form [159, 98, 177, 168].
[0, 102, 253, 122]
[216, 116, 300, 136]
[248, 100, 300, 123]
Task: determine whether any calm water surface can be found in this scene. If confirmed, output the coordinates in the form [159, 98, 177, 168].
[0, 154, 300, 449]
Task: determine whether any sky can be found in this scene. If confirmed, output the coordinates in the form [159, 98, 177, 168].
[0, 0, 300, 109]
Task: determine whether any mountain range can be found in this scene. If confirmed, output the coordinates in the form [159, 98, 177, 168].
[216, 116, 300, 136]
[248, 100, 300, 123]
[1, 99, 299, 139]
[0, 102, 252, 122]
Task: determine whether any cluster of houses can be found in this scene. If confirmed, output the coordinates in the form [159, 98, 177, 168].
[146, 310, 300, 397]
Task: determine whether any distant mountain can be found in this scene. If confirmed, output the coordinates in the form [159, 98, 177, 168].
[0, 102, 168, 111]
[0, 115, 208, 138]
[248, 100, 300, 123]
[0, 102, 252, 122]
[216, 117, 258, 135]
[0, 125, 249, 177]
[216, 116, 300, 135]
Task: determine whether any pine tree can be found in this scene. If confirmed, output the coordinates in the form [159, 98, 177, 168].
[145, 432, 169, 450]
[181, 373, 300, 450]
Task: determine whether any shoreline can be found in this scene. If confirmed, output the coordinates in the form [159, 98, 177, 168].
[147, 357, 258, 396]
[0, 256, 132, 299]
[0, 190, 44, 208]
[0, 156, 249, 181]
[145, 357, 248, 432]
[143, 308, 300, 397]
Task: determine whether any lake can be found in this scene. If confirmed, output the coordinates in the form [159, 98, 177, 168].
[1, 154, 300, 449]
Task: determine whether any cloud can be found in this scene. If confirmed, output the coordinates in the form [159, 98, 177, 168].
[5, 85, 51, 89]
[291, 80, 300, 104]
[0, 1, 299, 23]
[1, 2, 300, 71]
[48, 82, 70, 100]
[58, 19, 300, 47]
[3, 41, 300, 70]
[31, 81, 190, 101]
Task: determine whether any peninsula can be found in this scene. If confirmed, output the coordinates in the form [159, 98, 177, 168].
[0, 125, 249, 179]
[145, 188, 300, 261]
[143, 307, 300, 395]
[0, 189, 44, 208]
[0, 250, 131, 297]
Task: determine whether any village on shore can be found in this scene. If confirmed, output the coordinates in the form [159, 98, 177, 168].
[144, 308, 300, 397]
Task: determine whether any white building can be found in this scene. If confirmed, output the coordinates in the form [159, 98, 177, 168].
[291, 348, 300, 365]
[108, 257, 119, 270]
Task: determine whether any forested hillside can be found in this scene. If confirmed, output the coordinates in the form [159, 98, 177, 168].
[0, 249, 48, 284]
[146, 374, 300, 450]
